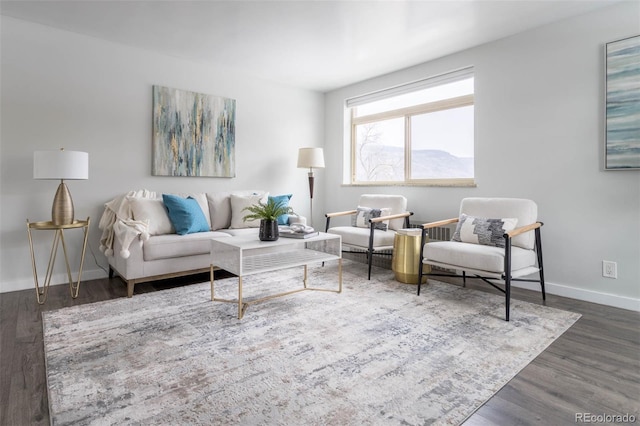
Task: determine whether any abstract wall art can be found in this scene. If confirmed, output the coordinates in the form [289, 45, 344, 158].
[152, 86, 236, 177]
[605, 35, 640, 170]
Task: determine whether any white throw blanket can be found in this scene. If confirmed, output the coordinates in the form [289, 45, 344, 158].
[99, 189, 157, 259]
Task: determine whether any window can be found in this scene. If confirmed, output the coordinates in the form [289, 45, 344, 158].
[347, 68, 475, 186]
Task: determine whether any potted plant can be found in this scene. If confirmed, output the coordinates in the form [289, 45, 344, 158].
[243, 198, 294, 241]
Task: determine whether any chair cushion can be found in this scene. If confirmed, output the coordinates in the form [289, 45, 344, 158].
[328, 226, 396, 249]
[424, 241, 536, 274]
[451, 214, 518, 248]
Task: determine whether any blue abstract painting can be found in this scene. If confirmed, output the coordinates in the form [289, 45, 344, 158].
[152, 86, 236, 177]
[606, 35, 640, 170]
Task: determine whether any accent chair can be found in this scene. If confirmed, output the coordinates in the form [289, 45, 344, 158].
[325, 194, 413, 279]
[417, 197, 546, 321]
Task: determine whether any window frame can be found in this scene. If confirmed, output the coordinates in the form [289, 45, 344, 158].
[347, 72, 476, 187]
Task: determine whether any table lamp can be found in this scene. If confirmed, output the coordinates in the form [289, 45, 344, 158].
[297, 147, 324, 227]
[33, 148, 89, 225]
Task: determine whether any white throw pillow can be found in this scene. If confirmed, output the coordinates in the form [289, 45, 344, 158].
[128, 197, 175, 235]
[229, 193, 269, 229]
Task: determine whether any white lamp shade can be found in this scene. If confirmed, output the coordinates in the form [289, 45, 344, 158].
[297, 147, 325, 169]
[34, 150, 89, 180]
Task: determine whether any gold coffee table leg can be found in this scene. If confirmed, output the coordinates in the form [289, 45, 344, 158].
[210, 265, 215, 301]
[303, 265, 308, 288]
[338, 258, 343, 293]
[238, 276, 244, 319]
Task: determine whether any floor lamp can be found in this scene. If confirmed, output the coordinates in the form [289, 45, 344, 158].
[33, 148, 89, 225]
[297, 147, 324, 227]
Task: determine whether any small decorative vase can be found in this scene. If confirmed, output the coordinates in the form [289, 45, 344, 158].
[259, 219, 279, 241]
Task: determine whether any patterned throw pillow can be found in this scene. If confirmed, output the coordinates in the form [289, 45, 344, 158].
[351, 206, 391, 231]
[451, 214, 518, 248]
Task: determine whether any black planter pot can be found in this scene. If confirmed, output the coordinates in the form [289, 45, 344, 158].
[259, 219, 279, 241]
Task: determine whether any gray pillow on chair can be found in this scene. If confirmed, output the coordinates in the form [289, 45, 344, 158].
[451, 214, 518, 248]
[351, 206, 390, 231]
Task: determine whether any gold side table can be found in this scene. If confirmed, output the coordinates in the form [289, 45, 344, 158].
[392, 230, 429, 284]
[26, 218, 90, 304]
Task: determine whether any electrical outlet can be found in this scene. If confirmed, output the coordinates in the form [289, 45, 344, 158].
[602, 260, 618, 279]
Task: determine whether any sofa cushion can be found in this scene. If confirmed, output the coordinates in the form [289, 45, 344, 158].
[229, 193, 269, 229]
[128, 197, 175, 235]
[222, 228, 264, 237]
[143, 231, 232, 261]
[162, 194, 210, 235]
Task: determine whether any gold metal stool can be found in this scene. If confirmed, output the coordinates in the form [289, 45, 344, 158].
[392, 230, 429, 284]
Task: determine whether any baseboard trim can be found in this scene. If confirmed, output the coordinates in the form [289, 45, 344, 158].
[511, 280, 640, 312]
[0, 267, 108, 294]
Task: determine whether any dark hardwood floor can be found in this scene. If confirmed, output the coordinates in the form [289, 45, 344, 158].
[1, 268, 638, 425]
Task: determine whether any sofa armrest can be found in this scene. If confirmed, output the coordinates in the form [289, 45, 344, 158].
[109, 235, 144, 280]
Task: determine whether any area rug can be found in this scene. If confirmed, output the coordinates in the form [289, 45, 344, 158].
[43, 261, 580, 425]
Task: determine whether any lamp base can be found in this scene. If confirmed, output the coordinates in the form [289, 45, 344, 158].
[52, 181, 74, 225]
[307, 172, 315, 227]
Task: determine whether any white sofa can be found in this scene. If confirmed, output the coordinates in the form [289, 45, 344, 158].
[103, 190, 303, 297]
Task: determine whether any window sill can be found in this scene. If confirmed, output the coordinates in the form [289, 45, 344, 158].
[343, 181, 477, 188]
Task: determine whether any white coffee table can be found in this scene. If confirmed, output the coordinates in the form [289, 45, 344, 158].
[210, 232, 342, 319]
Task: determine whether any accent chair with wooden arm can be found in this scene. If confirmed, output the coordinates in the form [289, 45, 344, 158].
[417, 197, 546, 321]
[325, 194, 413, 279]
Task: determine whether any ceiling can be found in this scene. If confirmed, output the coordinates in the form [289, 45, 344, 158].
[0, 0, 621, 92]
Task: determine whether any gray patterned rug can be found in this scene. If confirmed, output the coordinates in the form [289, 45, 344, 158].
[43, 260, 580, 425]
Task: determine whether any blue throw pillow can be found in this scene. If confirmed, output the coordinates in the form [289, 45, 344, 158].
[269, 194, 292, 225]
[162, 194, 210, 235]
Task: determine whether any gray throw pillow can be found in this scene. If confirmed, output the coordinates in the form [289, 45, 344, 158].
[451, 214, 518, 248]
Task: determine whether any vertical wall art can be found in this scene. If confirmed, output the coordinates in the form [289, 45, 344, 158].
[605, 35, 640, 170]
[152, 85, 236, 177]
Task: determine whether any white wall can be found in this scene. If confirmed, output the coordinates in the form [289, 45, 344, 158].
[0, 16, 324, 293]
[324, 2, 640, 310]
